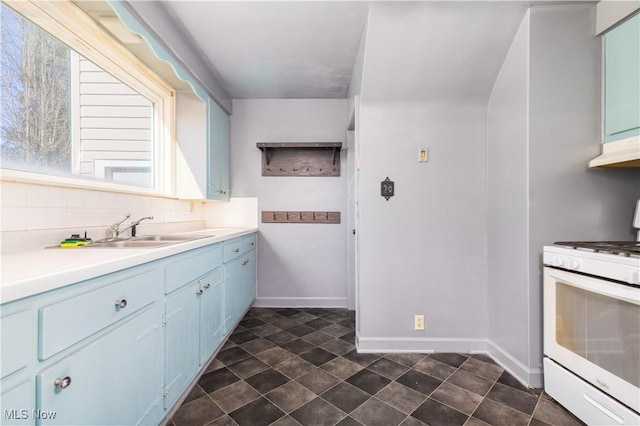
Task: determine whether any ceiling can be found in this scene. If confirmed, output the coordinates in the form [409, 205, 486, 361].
[162, 1, 370, 99]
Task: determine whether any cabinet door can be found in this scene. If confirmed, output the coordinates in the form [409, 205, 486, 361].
[164, 282, 200, 409]
[36, 306, 163, 426]
[224, 258, 242, 334]
[604, 13, 640, 142]
[207, 98, 230, 201]
[240, 252, 257, 315]
[199, 268, 224, 365]
[1, 379, 35, 426]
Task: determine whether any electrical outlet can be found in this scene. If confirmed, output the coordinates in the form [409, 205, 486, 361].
[414, 315, 425, 330]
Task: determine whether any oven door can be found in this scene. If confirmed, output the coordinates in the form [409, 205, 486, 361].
[543, 267, 640, 413]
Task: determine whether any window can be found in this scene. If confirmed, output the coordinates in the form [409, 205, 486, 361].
[0, 1, 174, 193]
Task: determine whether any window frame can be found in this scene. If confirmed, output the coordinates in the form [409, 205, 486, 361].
[1, 0, 176, 197]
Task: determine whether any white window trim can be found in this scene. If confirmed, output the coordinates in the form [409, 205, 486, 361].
[2, 0, 176, 196]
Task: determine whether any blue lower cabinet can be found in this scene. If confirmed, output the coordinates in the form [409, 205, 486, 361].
[199, 268, 224, 365]
[36, 305, 163, 425]
[223, 257, 243, 335]
[1, 379, 35, 426]
[163, 281, 200, 410]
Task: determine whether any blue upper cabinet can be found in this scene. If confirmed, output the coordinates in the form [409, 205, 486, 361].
[208, 99, 231, 201]
[604, 13, 640, 143]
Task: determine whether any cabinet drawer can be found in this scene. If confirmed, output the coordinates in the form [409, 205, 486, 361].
[165, 246, 222, 294]
[1, 308, 35, 378]
[242, 234, 257, 253]
[39, 267, 159, 360]
[223, 239, 243, 263]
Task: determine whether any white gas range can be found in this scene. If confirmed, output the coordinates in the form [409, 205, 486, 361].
[542, 207, 640, 425]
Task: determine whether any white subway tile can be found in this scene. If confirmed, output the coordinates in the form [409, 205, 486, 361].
[26, 184, 49, 207]
[1, 182, 28, 207]
[26, 208, 50, 230]
[1, 206, 28, 231]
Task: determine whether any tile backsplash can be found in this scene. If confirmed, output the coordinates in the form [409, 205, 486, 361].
[0, 181, 258, 253]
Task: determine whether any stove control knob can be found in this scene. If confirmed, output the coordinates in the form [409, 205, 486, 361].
[566, 258, 580, 270]
[552, 256, 565, 267]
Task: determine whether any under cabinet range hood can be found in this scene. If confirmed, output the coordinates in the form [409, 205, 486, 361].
[589, 136, 640, 168]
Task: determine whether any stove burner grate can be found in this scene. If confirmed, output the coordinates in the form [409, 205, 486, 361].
[554, 241, 640, 257]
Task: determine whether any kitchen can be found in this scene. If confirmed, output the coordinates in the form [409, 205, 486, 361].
[1, 1, 639, 425]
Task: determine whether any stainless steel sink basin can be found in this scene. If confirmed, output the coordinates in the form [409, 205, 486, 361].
[81, 234, 210, 248]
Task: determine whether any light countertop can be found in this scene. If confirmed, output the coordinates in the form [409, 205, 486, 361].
[1, 227, 257, 305]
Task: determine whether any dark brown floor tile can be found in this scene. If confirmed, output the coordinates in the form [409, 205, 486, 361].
[470, 353, 498, 365]
[290, 397, 346, 426]
[413, 357, 457, 380]
[240, 317, 265, 328]
[336, 416, 364, 426]
[367, 358, 409, 380]
[486, 382, 538, 415]
[321, 381, 371, 413]
[299, 347, 337, 366]
[266, 331, 298, 345]
[271, 317, 301, 330]
[529, 418, 554, 426]
[277, 308, 301, 317]
[271, 415, 302, 426]
[533, 397, 584, 426]
[289, 311, 317, 323]
[183, 384, 207, 404]
[199, 367, 241, 394]
[460, 357, 503, 381]
[396, 369, 442, 396]
[375, 382, 427, 414]
[430, 381, 483, 415]
[274, 356, 316, 380]
[302, 331, 335, 346]
[296, 369, 341, 394]
[322, 324, 352, 337]
[240, 337, 276, 355]
[281, 338, 316, 355]
[229, 396, 285, 426]
[306, 308, 329, 316]
[343, 350, 381, 367]
[204, 358, 225, 374]
[266, 381, 317, 413]
[255, 347, 295, 366]
[210, 380, 260, 413]
[172, 395, 224, 426]
[250, 323, 282, 337]
[305, 318, 332, 330]
[322, 313, 348, 323]
[411, 398, 468, 426]
[321, 338, 355, 356]
[383, 353, 425, 368]
[346, 369, 391, 395]
[446, 369, 493, 396]
[463, 417, 490, 426]
[288, 324, 316, 337]
[430, 352, 469, 368]
[246, 368, 290, 394]
[216, 346, 251, 366]
[206, 414, 238, 426]
[339, 332, 356, 344]
[472, 398, 530, 426]
[400, 417, 427, 426]
[227, 357, 269, 379]
[229, 330, 259, 345]
[320, 357, 363, 380]
[350, 398, 406, 426]
[338, 318, 355, 329]
[496, 370, 538, 395]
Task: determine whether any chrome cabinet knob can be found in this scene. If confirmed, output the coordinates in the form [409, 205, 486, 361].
[114, 299, 127, 309]
[203, 283, 211, 290]
[196, 289, 203, 296]
[54, 377, 71, 390]
[233, 248, 240, 253]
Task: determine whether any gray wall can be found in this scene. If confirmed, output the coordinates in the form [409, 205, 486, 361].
[487, 4, 640, 386]
[230, 99, 350, 307]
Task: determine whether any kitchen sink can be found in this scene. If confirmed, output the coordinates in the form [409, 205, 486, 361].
[79, 234, 210, 248]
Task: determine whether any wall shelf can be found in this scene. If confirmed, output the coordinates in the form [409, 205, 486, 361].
[256, 142, 342, 176]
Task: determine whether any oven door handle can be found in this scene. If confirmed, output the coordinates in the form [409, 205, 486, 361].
[544, 267, 640, 305]
[583, 393, 625, 425]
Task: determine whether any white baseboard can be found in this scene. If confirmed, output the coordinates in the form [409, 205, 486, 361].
[253, 297, 348, 308]
[357, 337, 489, 353]
[486, 339, 543, 388]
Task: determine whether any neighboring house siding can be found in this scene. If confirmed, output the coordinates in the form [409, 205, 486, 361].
[72, 53, 153, 182]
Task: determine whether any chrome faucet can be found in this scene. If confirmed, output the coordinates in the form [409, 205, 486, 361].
[122, 216, 154, 237]
[109, 213, 131, 238]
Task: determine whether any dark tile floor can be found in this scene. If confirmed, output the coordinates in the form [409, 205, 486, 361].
[168, 308, 584, 426]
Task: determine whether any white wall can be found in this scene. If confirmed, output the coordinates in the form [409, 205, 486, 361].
[487, 4, 640, 386]
[230, 99, 349, 307]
